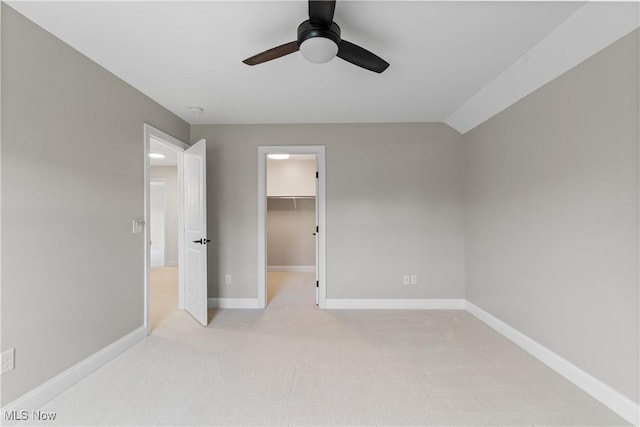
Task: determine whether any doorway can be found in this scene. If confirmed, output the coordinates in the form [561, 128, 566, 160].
[143, 124, 189, 335]
[148, 153, 178, 331]
[266, 154, 317, 307]
[257, 146, 326, 309]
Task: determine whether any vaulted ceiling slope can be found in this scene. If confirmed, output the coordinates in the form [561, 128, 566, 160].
[7, 1, 639, 133]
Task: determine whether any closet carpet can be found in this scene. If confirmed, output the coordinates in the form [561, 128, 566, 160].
[31, 272, 627, 426]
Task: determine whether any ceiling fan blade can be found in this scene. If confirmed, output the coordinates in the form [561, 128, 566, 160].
[336, 40, 389, 73]
[242, 41, 299, 66]
[308, 0, 336, 26]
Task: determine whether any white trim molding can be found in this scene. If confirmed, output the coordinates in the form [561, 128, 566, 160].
[466, 301, 639, 426]
[326, 299, 466, 310]
[1, 327, 145, 417]
[267, 265, 316, 273]
[445, 2, 640, 134]
[208, 298, 261, 309]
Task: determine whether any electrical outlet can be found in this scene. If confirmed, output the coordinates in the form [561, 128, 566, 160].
[402, 275, 410, 285]
[225, 274, 232, 285]
[1, 348, 15, 374]
[410, 275, 418, 285]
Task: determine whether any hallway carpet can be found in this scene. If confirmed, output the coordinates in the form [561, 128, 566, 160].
[33, 272, 627, 426]
[150, 267, 178, 332]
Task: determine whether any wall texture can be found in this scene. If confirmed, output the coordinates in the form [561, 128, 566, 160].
[464, 30, 639, 403]
[191, 123, 465, 300]
[1, 5, 190, 406]
[267, 198, 316, 267]
[267, 158, 316, 196]
[150, 166, 179, 266]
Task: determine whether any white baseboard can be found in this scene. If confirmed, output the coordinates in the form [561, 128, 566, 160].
[466, 301, 639, 425]
[325, 298, 466, 310]
[165, 260, 178, 267]
[267, 265, 316, 273]
[1, 327, 145, 416]
[208, 298, 261, 309]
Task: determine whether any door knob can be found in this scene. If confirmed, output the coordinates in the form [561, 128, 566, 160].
[192, 239, 212, 245]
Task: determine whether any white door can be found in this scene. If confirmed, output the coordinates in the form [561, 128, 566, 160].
[184, 139, 208, 326]
[315, 166, 319, 305]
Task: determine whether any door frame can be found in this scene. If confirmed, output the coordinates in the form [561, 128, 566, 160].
[257, 145, 327, 308]
[143, 124, 190, 336]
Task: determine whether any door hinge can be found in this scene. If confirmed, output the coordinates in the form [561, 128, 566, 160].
[316, 225, 319, 233]
[315, 171, 318, 179]
[316, 280, 319, 288]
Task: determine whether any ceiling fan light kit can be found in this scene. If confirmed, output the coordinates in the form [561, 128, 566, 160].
[243, 0, 389, 73]
[298, 20, 340, 64]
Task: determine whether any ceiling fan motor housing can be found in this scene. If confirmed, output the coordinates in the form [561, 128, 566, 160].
[297, 20, 341, 46]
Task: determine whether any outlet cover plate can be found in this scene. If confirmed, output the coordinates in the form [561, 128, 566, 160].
[1, 348, 15, 374]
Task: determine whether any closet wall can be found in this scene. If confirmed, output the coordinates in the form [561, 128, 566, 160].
[267, 157, 317, 269]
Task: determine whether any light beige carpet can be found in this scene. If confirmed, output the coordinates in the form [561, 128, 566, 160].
[150, 267, 178, 331]
[32, 272, 627, 426]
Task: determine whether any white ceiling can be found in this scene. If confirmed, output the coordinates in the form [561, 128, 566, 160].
[8, 1, 635, 129]
[149, 138, 178, 166]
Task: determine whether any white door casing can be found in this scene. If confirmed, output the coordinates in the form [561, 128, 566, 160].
[315, 164, 319, 305]
[183, 139, 208, 326]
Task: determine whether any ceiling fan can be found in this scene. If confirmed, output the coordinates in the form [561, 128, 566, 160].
[242, 0, 389, 73]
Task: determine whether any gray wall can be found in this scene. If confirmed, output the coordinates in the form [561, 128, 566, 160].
[1, 5, 190, 406]
[267, 198, 316, 267]
[150, 166, 179, 266]
[464, 30, 639, 403]
[191, 123, 465, 300]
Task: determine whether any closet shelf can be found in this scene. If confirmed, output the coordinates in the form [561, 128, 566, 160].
[267, 195, 315, 210]
[267, 195, 315, 199]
